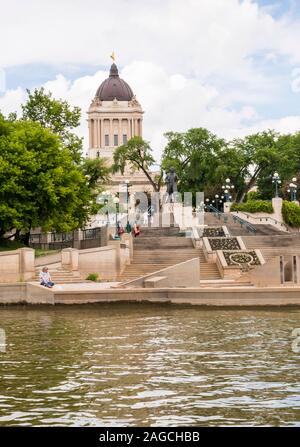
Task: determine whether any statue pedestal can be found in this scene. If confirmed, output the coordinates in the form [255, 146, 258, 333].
[224, 202, 233, 213]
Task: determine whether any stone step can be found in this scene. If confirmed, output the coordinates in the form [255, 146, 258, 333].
[204, 213, 287, 236]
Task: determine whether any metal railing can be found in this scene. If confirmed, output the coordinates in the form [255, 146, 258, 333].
[231, 214, 257, 234]
[207, 205, 257, 234]
[206, 205, 228, 223]
[233, 210, 289, 231]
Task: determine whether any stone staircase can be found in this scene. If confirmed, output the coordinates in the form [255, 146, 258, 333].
[34, 266, 85, 284]
[204, 212, 286, 236]
[118, 227, 221, 283]
[242, 234, 300, 261]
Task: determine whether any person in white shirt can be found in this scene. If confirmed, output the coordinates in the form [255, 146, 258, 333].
[39, 267, 55, 288]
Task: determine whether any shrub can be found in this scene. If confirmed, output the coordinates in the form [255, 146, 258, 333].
[0, 240, 25, 252]
[231, 200, 273, 214]
[282, 201, 300, 228]
[246, 191, 263, 201]
[86, 273, 100, 282]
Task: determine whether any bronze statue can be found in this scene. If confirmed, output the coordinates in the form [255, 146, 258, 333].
[165, 168, 178, 202]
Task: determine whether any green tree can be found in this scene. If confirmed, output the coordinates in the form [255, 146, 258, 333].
[21, 87, 83, 162]
[230, 130, 283, 201]
[0, 114, 109, 243]
[113, 136, 163, 192]
[162, 128, 243, 200]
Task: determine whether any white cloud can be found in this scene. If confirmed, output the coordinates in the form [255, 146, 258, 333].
[1, 61, 299, 161]
[0, 0, 300, 78]
[1, 0, 300, 160]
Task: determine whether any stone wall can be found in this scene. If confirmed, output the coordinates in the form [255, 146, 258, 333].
[122, 258, 200, 288]
[0, 248, 35, 283]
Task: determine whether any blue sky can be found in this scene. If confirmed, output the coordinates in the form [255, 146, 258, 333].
[1, 0, 300, 156]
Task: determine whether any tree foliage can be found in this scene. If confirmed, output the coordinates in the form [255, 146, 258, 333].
[21, 87, 83, 162]
[113, 136, 162, 192]
[161, 128, 298, 203]
[0, 112, 109, 241]
[282, 200, 300, 228]
[162, 128, 244, 199]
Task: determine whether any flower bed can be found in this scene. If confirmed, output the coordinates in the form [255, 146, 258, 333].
[223, 251, 261, 267]
[203, 227, 225, 237]
[208, 237, 240, 251]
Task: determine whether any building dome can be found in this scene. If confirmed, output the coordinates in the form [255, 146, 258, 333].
[95, 63, 134, 101]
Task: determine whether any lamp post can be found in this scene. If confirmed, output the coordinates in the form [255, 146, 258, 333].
[205, 198, 210, 211]
[101, 190, 111, 226]
[222, 178, 234, 202]
[104, 198, 109, 225]
[272, 172, 281, 198]
[113, 196, 120, 239]
[124, 179, 132, 228]
[287, 177, 298, 202]
[215, 194, 219, 210]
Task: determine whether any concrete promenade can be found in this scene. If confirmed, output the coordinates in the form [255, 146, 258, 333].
[1, 281, 300, 306]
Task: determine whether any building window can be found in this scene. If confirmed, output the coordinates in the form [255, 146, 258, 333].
[105, 134, 109, 146]
[123, 134, 128, 144]
[114, 134, 118, 146]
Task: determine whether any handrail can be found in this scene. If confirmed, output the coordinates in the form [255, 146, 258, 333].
[207, 205, 256, 234]
[232, 214, 257, 234]
[207, 205, 228, 223]
[233, 210, 289, 231]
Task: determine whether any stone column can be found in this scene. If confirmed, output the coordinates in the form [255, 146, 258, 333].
[97, 119, 100, 148]
[139, 118, 143, 137]
[20, 248, 35, 281]
[90, 120, 94, 148]
[118, 118, 122, 145]
[88, 119, 92, 148]
[100, 119, 104, 148]
[109, 119, 113, 147]
[127, 118, 131, 139]
[272, 197, 283, 222]
[61, 248, 79, 272]
[93, 119, 98, 148]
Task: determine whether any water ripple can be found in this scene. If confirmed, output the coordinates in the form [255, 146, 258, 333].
[0, 304, 300, 426]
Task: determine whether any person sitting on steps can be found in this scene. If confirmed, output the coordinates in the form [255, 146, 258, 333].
[39, 267, 55, 288]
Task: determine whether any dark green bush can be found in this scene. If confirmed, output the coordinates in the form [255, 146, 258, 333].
[86, 273, 100, 282]
[231, 200, 273, 214]
[246, 191, 263, 201]
[282, 201, 300, 228]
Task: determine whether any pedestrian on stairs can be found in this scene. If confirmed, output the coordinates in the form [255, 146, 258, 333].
[132, 223, 140, 237]
[39, 267, 55, 288]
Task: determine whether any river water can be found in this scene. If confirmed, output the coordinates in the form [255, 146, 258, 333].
[0, 304, 299, 426]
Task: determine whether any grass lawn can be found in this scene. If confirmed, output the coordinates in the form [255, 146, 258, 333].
[0, 240, 60, 257]
[35, 249, 61, 257]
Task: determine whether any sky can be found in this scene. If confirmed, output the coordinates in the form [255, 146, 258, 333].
[1, 0, 300, 160]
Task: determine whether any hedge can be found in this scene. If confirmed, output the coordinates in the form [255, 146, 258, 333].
[282, 200, 300, 228]
[246, 191, 263, 202]
[231, 200, 273, 214]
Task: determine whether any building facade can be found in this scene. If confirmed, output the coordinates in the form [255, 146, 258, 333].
[87, 62, 154, 193]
